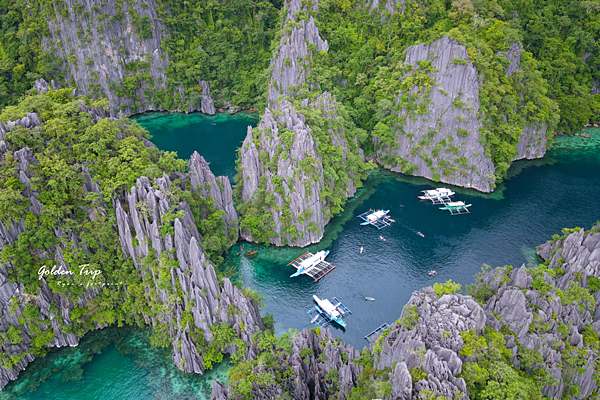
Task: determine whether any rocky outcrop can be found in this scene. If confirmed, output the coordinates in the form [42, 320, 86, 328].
[376, 36, 551, 192]
[237, 0, 364, 247]
[189, 152, 238, 242]
[115, 173, 262, 373]
[213, 225, 600, 399]
[0, 110, 107, 388]
[212, 328, 362, 400]
[0, 105, 254, 389]
[474, 226, 600, 399]
[42, 0, 215, 115]
[376, 290, 483, 399]
[266, 14, 328, 107]
[376, 36, 496, 192]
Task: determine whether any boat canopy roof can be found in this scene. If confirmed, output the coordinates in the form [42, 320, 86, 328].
[446, 201, 465, 207]
[367, 210, 386, 220]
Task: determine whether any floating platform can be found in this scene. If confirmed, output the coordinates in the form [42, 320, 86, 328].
[288, 251, 336, 282]
[357, 210, 392, 229]
[306, 297, 352, 328]
[364, 323, 390, 343]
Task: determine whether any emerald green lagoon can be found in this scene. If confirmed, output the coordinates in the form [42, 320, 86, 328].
[5, 116, 599, 399]
[134, 112, 259, 180]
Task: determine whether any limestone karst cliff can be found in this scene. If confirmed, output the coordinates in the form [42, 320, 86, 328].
[212, 225, 600, 399]
[41, 0, 215, 116]
[236, 0, 367, 247]
[374, 36, 553, 192]
[0, 92, 262, 389]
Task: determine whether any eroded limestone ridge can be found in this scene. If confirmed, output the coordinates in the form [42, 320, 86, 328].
[0, 109, 260, 388]
[237, 0, 364, 247]
[115, 170, 262, 373]
[41, 0, 215, 115]
[212, 225, 600, 399]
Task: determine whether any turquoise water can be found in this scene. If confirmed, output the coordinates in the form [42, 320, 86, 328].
[134, 112, 259, 180]
[1, 326, 229, 400]
[5, 119, 599, 399]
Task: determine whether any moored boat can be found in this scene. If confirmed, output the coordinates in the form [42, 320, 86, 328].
[418, 188, 455, 200]
[312, 295, 346, 328]
[290, 250, 330, 278]
[439, 201, 471, 215]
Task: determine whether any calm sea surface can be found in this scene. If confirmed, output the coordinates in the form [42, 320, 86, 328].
[4, 115, 599, 399]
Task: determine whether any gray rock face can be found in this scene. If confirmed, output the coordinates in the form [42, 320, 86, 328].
[115, 172, 260, 373]
[377, 36, 550, 192]
[376, 289, 481, 399]
[188, 152, 238, 241]
[239, 101, 326, 246]
[470, 225, 600, 399]
[237, 0, 363, 247]
[33, 78, 50, 94]
[376, 36, 496, 192]
[212, 328, 362, 400]
[267, 4, 328, 107]
[41, 0, 215, 116]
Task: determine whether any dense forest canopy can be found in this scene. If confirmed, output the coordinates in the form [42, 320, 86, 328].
[0, 0, 597, 132]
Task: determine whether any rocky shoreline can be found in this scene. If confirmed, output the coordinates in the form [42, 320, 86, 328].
[211, 225, 600, 399]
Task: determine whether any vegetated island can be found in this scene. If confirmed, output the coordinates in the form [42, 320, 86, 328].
[0, 0, 600, 398]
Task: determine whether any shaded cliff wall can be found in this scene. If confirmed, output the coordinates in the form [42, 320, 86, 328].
[237, 0, 366, 247]
[41, 0, 215, 115]
[213, 225, 600, 399]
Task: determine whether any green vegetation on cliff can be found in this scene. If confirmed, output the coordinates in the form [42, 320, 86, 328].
[0, 89, 238, 369]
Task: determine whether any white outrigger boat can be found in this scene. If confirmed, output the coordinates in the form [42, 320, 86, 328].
[439, 201, 471, 215]
[308, 295, 351, 328]
[418, 188, 455, 204]
[357, 209, 392, 229]
[290, 250, 330, 278]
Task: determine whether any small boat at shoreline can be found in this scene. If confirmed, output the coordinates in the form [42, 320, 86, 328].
[365, 296, 375, 301]
[419, 188, 455, 204]
[246, 249, 258, 257]
[418, 188, 455, 200]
